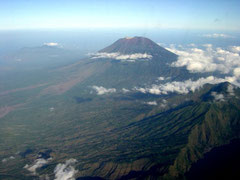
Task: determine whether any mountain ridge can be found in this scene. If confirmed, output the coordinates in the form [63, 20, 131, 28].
[99, 36, 177, 58]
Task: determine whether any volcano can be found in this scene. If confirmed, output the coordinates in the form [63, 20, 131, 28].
[72, 36, 191, 89]
[99, 36, 176, 58]
[38, 37, 191, 94]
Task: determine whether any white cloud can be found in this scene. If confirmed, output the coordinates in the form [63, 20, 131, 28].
[92, 86, 116, 95]
[2, 156, 15, 163]
[233, 67, 240, 77]
[211, 92, 225, 101]
[134, 76, 228, 95]
[122, 88, 130, 93]
[90, 52, 119, 59]
[89, 52, 152, 62]
[160, 99, 168, 108]
[168, 45, 240, 76]
[144, 99, 167, 107]
[145, 101, 157, 106]
[10, 156, 14, 159]
[202, 33, 234, 38]
[158, 77, 165, 81]
[160, 104, 167, 108]
[231, 46, 240, 53]
[227, 84, 235, 96]
[162, 99, 167, 104]
[116, 53, 152, 60]
[44, 42, 59, 47]
[134, 87, 147, 94]
[24, 158, 52, 175]
[54, 159, 78, 180]
[2, 159, 7, 163]
[49, 107, 55, 112]
[188, 43, 196, 47]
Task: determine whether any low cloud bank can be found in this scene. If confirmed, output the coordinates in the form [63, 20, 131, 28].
[92, 86, 116, 95]
[54, 159, 78, 180]
[201, 33, 234, 38]
[167, 44, 240, 89]
[134, 76, 229, 95]
[169, 44, 240, 76]
[89, 52, 152, 62]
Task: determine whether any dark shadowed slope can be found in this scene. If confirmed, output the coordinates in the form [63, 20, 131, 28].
[186, 139, 240, 180]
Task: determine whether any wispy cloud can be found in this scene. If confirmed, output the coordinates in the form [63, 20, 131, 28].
[202, 33, 234, 38]
[158, 77, 165, 81]
[44, 42, 59, 47]
[54, 158, 78, 180]
[157, 77, 171, 82]
[227, 84, 235, 96]
[2, 156, 15, 163]
[144, 99, 168, 107]
[24, 157, 52, 175]
[89, 52, 152, 62]
[211, 92, 225, 102]
[160, 99, 168, 108]
[122, 88, 130, 93]
[92, 86, 116, 95]
[145, 101, 157, 105]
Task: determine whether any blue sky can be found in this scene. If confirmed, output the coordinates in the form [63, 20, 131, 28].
[0, 0, 240, 31]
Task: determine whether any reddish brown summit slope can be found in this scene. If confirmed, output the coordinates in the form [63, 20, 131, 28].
[99, 36, 176, 58]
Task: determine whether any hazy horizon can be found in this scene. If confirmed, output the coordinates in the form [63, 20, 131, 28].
[1, 0, 240, 55]
[1, 28, 240, 56]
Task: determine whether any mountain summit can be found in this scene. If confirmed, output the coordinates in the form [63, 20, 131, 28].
[85, 36, 183, 88]
[99, 36, 176, 57]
